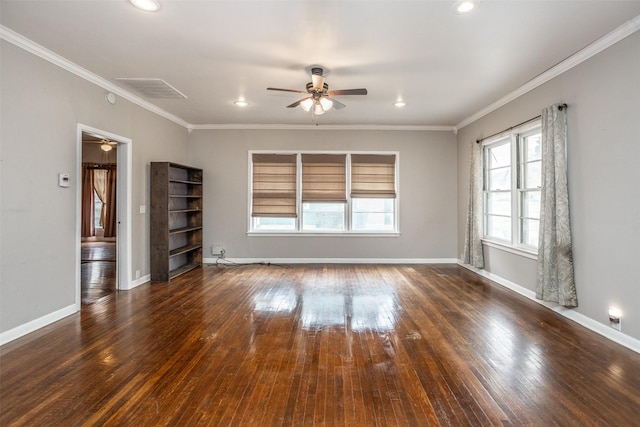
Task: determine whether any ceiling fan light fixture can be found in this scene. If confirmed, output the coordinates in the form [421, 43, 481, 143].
[129, 0, 161, 12]
[319, 97, 333, 111]
[101, 141, 113, 152]
[300, 98, 314, 112]
[313, 103, 326, 116]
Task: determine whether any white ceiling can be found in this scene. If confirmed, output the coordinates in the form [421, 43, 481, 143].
[1, 1, 639, 128]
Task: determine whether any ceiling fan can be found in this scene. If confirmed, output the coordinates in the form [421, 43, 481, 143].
[100, 140, 116, 152]
[267, 67, 367, 115]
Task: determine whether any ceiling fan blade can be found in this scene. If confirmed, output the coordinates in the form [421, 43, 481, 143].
[328, 88, 368, 96]
[311, 74, 325, 91]
[286, 97, 311, 108]
[328, 98, 346, 110]
[267, 87, 306, 94]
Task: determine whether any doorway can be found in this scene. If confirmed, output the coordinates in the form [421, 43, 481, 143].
[76, 124, 132, 307]
[81, 134, 118, 303]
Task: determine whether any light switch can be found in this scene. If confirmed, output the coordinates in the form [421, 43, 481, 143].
[58, 173, 70, 188]
[140, 205, 146, 214]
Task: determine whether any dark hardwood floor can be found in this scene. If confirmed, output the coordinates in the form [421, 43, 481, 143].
[81, 241, 116, 305]
[1, 264, 639, 426]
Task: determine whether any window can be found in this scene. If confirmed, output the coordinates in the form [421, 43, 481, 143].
[301, 154, 346, 231]
[483, 122, 541, 252]
[93, 189, 104, 229]
[250, 152, 398, 234]
[251, 154, 297, 231]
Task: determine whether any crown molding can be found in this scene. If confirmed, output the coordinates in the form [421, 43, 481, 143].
[0, 25, 190, 129]
[189, 123, 454, 131]
[456, 14, 640, 131]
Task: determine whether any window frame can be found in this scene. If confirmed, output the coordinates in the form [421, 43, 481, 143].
[482, 121, 541, 256]
[248, 150, 400, 236]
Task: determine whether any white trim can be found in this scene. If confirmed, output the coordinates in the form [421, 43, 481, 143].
[456, 14, 640, 130]
[204, 257, 458, 265]
[482, 240, 537, 260]
[457, 261, 640, 354]
[0, 304, 77, 346]
[130, 274, 151, 290]
[0, 25, 190, 129]
[190, 124, 454, 131]
[247, 232, 401, 237]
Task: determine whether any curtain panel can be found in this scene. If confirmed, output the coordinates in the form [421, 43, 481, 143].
[103, 167, 117, 238]
[536, 104, 577, 307]
[93, 169, 107, 228]
[81, 163, 95, 237]
[463, 141, 485, 268]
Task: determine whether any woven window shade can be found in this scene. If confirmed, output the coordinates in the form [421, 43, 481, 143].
[301, 154, 347, 203]
[252, 154, 297, 217]
[351, 154, 396, 198]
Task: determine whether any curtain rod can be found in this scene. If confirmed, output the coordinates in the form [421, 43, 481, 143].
[476, 103, 567, 144]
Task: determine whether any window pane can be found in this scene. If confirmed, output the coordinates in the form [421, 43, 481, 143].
[525, 161, 541, 189]
[486, 215, 511, 241]
[522, 218, 539, 247]
[94, 189, 103, 229]
[522, 191, 541, 219]
[489, 167, 511, 190]
[488, 143, 511, 168]
[302, 203, 345, 231]
[352, 198, 394, 231]
[253, 217, 295, 231]
[486, 192, 511, 216]
[525, 134, 542, 161]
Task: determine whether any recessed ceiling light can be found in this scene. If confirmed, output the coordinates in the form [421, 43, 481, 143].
[234, 100, 249, 107]
[394, 101, 406, 108]
[129, 0, 161, 12]
[454, 1, 475, 14]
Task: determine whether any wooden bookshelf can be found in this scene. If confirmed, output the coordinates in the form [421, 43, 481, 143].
[150, 162, 203, 281]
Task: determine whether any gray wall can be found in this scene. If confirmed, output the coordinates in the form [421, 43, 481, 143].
[457, 32, 640, 340]
[187, 129, 458, 260]
[0, 41, 188, 333]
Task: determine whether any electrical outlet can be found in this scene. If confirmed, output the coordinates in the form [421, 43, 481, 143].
[211, 243, 224, 256]
[608, 308, 622, 331]
[135, 270, 141, 279]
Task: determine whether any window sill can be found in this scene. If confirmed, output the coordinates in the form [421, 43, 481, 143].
[247, 231, 401, 238]
[481, 239, 538, 260]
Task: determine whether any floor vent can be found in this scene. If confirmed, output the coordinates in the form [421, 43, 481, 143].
[114, 78, 188, 99]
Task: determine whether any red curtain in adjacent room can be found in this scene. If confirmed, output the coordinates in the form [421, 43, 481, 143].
[103, 167, 117, 238]
[81, 163, 95, 237]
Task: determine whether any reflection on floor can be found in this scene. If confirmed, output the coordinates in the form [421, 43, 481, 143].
[81, 241, 116, 305]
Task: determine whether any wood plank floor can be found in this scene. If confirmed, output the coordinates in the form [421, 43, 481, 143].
[81, 241, 116, 305]
[1, 264, 639, 426]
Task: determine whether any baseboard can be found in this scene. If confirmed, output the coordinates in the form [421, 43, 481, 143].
[124, 274, 151, 290]
[0, 304, 78, 346]
[457, 260, 640, 354]
[203, 257, 459, 265]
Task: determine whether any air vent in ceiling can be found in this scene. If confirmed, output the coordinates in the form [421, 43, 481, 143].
[114, 78, 188, 99]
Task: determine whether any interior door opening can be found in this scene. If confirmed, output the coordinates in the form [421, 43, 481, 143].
[81, 133, 118, 304]
[77, 125, 132, 308]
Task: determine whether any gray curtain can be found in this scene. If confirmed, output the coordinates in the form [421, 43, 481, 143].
[536, 104, 577, 307]
[463, 140, 484, 268]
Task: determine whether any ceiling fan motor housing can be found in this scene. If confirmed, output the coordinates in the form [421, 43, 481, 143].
[306, 82, 329, 95]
